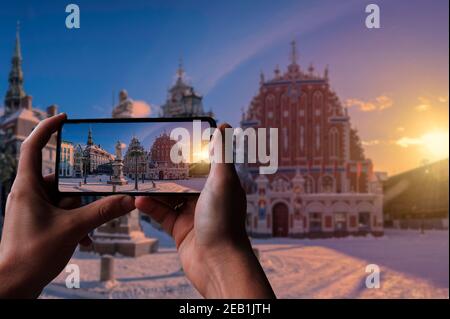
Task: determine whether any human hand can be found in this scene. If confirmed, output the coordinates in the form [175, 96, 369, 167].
[0, 113, 135, 298]
[136, 124, 275, 298]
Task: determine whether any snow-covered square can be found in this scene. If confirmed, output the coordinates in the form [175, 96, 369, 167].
[41, 224, 449, 299]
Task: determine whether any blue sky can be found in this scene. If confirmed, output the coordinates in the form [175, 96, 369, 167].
[0, 0, 448, 173]
[62, 121, 210, 154]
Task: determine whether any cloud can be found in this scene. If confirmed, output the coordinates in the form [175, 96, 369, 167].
[438, 96, 448, 103]
[345, 95, 393, 112]
[396, 137, 423, 148]
[415, 95, 448, 112]
[362, 139, 381, 146]
[396, 127, 405, 132]
[131, 101, 152, 117]
[415, 96, 431, 112]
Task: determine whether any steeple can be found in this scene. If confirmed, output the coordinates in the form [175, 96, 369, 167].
[4, 21, 26, 115]
[324, 65, 329, 81]
[290, 40, 298, 65]
[287, 40, 300, 75]
[87, 127, 93, 146]
[176, 57, 185, 83]
[308, 62, 314, 76]
[259, 70, 265, 85]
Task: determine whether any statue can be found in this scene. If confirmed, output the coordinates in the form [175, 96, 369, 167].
[107, 140, 127, 186]
[112, 90, 134, 118]
[115, 140, 123, 160]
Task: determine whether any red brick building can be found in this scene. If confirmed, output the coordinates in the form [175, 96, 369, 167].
[240, 42, 383, 238]
[147, 132, 188, 180]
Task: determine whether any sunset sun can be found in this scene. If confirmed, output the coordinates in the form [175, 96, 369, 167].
[421, 131, 450, 160]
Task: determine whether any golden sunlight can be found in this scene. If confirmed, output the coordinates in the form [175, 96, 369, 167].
[421, 131, 449, 160]
[193, 148, 211, 163]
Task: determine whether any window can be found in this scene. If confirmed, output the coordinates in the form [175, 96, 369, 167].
[358, 212, 371, 231]
[321, 176, 334, 193]
[305, 176, 314, 193]
[335, 213, 347, 231]
[313, 91, 323, 109]
[309, 212, 322, 232]
[329, 128, 339, 158]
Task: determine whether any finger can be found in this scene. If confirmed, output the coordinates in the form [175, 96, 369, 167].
[71, 195, 135, 234]
[79, 235, 92, 247]
[43, 173, 55, 185]
[135, 196, 179, 235]
[58, 197, 82, 210]
[17, 113, 66, 180]
[41, 173, 57, 200]
[150, 195, 188, 209]
[209, 123, 239, 179]
[41, 173, 80, 208]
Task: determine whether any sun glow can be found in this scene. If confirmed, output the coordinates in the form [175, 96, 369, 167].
[421, 131, 449, 160]
[193, 147, 210, 163]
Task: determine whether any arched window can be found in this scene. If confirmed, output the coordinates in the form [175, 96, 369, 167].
[313, 91, 323, 111]
[265, 94, 275, 109]
[304, 175, 315, 194]
[329, 127, 339, 158]
[320, 175, 335, 193]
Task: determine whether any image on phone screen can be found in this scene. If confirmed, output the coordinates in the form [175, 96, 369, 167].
[56, 118, 215, 195]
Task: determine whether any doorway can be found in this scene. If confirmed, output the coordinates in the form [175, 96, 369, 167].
[272, 203, 289, 237]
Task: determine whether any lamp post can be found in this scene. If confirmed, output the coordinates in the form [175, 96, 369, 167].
[82, 151, 89, 185]
[128, 137, 145, 191]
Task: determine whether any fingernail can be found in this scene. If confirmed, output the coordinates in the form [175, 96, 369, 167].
[121, 195, 136, 211]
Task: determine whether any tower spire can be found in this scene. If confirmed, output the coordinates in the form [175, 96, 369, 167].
[176, 57, 184, 81]
[324, 64, 329, 81]
[4, 21, 26, 114]
[290, 40, 298, 65]
[15, 21, 22, 60]
[87, 126, 93, 146]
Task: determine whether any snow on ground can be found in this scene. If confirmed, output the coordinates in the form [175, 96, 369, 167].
[59, 176, 205, 193]
[41, 226, 449, 299]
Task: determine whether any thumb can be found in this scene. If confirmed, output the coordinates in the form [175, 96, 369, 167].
[72, 195, 135, 233]
[210, 123, 237, 176]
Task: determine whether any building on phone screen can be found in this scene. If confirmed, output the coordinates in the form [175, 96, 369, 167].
[239, 41, 384, 238]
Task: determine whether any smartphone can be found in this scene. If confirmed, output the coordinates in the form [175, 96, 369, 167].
[56, 117, 216, 195]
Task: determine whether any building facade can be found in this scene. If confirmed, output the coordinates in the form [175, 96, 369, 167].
[0, 25, 58, 215]
[59, 141, 74, 177]
[123, 136, 148, 180]
[147, 132, 189, 180]
[161, 61, 214, 118]
[84, 128, 114, 174]
[240, 42, 383, 238]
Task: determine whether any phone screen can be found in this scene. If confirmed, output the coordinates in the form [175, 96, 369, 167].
[56, 118, 215, 195]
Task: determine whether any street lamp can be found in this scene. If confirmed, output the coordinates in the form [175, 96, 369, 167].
[82, 151, 89, 185]
[128, 137, 145, 191]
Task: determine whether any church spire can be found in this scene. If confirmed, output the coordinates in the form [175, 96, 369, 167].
[290, 40, 298, 65]
[176, 57, 185, 82]
[4, 21, 26, 114]
[287, 40, 300, 75]
[87, 126, 93, 146]
[14, 21, 22, 60]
